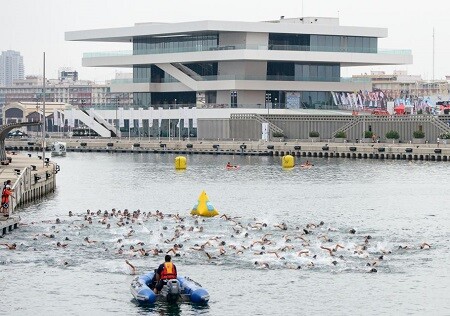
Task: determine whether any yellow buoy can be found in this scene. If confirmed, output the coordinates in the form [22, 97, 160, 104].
[191, 190, 219, 217]
[282, 155, 295, 168]
[175, 156, 187, 170]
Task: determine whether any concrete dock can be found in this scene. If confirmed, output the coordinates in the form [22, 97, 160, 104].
[5, 138, 450, 162]
[0, 152, 57, 236]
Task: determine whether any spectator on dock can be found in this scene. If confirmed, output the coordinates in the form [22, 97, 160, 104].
[1, 180, 14, 218]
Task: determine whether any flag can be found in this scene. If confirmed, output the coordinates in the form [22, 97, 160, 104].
[148, 107, 153, 127]
[69, 108, 75, 127]
[158, 107, 163, 127]
[192, 107, 197, 128]
[119, 107, 125, 127]
[138, 107, 143, 128]
[53, 109, 59, 126]
[183, 107, 189, 128]
[129, 108, 134, 128]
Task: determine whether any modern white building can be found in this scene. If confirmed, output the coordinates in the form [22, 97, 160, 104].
[66, 17, 412, 110]
[0, 50, 24, 87]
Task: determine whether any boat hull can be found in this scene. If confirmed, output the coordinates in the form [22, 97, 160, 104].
[130, 272, 209, 305]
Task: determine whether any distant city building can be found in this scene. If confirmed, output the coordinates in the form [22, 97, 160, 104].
[0, 50, 24, 86]
[66, 16, 412, 110]
[353, 70, 449, 100]
[58, 68, 79, 82]
[0, 73, 132, 124]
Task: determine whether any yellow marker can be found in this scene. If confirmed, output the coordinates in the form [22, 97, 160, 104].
[191, 190, 219, 217]
[282, 155, 295, 168]
[175, 156, 187, 170]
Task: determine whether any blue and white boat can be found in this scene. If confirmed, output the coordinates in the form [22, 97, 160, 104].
[130, 271, 209, 304]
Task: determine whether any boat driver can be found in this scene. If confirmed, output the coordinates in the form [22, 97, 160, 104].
[153, 254, 177, 294]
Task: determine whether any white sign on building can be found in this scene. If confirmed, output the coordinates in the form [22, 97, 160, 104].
[261, 122, 269, 141]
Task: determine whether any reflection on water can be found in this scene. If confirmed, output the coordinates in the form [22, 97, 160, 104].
[0, 153, 449, 315]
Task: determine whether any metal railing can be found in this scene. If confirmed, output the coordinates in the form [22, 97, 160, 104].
[84, 44, 411, 58]
[110, 76, 371, 84]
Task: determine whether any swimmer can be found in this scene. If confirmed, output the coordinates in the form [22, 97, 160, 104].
[274, 222, 288, 230]
[320, 246, 335, 256]
[56, 242, 68, 248]
[125, 260, 136, 275]
[420, 243, 431, 249]
[205, 252, 217, 260]
[84, 237, 97, 244]
[297, 249, 310, 257]
[0, 243, 16, 250]
[254, 261, 270, 269]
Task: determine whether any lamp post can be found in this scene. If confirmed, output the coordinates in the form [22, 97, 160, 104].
[115, 97, 119, 138]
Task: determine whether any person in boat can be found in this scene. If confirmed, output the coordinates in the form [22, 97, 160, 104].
[153, 254, 178, 294]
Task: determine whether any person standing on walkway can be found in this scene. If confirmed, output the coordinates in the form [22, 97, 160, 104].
[1, 180, 14, 218]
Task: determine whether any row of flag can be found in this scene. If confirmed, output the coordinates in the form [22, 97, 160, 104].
[52, 107, 198, 129]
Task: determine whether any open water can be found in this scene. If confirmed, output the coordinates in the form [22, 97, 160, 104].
[0, 153, 449, 315]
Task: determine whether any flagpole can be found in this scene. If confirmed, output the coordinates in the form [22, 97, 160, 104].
[42, 52, 46, 168]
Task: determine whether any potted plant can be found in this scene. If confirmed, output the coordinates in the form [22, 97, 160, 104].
[309, 131, 320, 142]
[412, 130, 425, 144]
[440, 133, 450, 144]
[364, 130, 374, 143]
[272, 131, 285, 141]
[385, 130, 400, 143]
[334, 131, 346, 143]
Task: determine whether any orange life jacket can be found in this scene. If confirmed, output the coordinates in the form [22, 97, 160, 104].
[161, 262, 177, 280]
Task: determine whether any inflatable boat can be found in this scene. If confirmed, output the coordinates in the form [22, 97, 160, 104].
[130, 271, 209, 304]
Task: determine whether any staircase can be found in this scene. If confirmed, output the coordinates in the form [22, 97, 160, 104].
[431, 116, 450, 134]
[75, 110, 112, 137]
[87, 109, 121, 137]
[172, 63, 204, 81]
[333, 117, 361, 135]
[230, 113, 284, 135]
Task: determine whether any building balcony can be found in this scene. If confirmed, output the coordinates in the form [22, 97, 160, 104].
[83, 45, 411, 58]
[109, 76, 371, 93]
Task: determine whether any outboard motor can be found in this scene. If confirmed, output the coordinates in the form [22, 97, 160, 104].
[160, 279, 181, 303]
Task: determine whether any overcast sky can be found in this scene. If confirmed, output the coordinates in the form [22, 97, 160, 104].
[1, 0, 447, 82]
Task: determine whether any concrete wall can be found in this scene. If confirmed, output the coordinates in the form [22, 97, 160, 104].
[198, 115, 450, 142]
[197, 119, 230, 139]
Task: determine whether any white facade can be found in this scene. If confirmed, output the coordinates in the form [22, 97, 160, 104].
[0, 50, 24, 87]
[66, 17, 412, 110]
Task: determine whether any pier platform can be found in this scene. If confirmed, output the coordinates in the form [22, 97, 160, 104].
[0, 215, 20, 237]
[6, 138, 450, 162]
[0, 152, 57, 235]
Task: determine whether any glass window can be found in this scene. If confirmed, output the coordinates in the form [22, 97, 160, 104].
[332, 65, 340, 79]
[310, 35, 318, 49]
[332, 36, 340, 52]
[340, 36, 347, 52]
[317, 35, 326, 48]
[318, 65, 326, 80]
[355, 37, 363, 52]
[310, 65, 318, 79]
[348, 37, 356, 52]
[325, 65, 332, 80]
[363, 37, 370, 53]
[370, 38, 377, 53]
[325, 36, 333, 51]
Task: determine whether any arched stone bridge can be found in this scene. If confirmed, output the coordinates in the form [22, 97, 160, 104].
[0, 122, 42, 161]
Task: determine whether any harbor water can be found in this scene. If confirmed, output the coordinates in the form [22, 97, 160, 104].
[0, 153, 449, 315]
